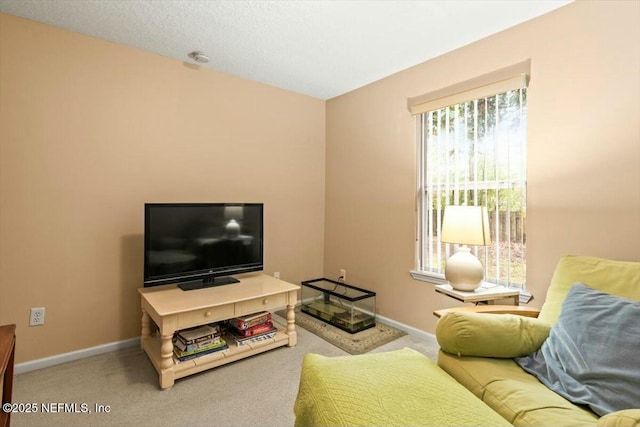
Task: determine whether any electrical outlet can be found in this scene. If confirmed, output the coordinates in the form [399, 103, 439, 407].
[274, 272, 280, 280]
[30, 307, 45, 326]
[339, 269, 346, 282]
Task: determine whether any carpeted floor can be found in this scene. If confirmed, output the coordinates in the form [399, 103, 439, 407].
[9, 313, 439, 427]
[275, 309, 407, 354]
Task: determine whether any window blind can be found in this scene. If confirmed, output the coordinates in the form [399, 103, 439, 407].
[413, 61, 529, 288]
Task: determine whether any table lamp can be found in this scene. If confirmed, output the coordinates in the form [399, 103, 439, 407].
[440, 205, 491, 291]
[224, 206, 244, 238]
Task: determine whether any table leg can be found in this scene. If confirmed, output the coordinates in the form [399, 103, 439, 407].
[159, 334, 175, 389]
[286, 303, 297, 347]
[141, 308, 150, 350]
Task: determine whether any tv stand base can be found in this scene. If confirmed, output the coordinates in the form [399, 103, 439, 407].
[139, 273, 299, 389]
[178, 275, 240, 291]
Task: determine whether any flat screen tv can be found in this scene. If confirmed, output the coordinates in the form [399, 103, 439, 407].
[143, 203, 263, 291]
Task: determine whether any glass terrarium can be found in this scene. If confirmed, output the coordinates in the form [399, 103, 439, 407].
[300, 278, 376, 334]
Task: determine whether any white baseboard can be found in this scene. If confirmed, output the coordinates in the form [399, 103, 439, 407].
[15, 313, 436, 374]
[285, 302, 437, 343]
[375, 313, 438, 344]
[282, 303, 437, 344]
[15, 337, 140, 374]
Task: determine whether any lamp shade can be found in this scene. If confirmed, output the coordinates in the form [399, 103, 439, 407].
[224, 206, 244, 220]
[441, 206, 491, 246]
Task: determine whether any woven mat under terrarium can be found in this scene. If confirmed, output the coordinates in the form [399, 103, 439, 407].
[274, 309, 407, 355]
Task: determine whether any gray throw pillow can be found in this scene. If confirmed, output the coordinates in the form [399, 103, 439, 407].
[516, 282, 640, 416]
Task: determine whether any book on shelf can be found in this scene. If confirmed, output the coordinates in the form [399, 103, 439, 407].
[229, 321, 275, 338]
[174, 323, 221, 346]
[227, 311, 272, 330]
[228, 330, 278, 346]
[173, 338, 228, 360]
[173, 335, 221, 352]
[227, 325, 278, 345]
[174, 343, 229, 362]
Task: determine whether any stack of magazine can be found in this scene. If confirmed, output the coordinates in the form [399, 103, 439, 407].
[227, 311, 277, 346]
[172, 323, 227, 362]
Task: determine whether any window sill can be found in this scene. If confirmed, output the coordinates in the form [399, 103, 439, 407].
[409, 269, 533, 304]
[409, 270, 448, 285]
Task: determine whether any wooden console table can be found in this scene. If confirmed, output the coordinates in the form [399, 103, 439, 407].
[139, 273, 298, 389]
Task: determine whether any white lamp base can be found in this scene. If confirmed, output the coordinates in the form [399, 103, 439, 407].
[444, 246, 484, 291]
[225, 219, 240, 238]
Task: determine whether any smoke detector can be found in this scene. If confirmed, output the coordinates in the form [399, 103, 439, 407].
[188, 51, 210, 64]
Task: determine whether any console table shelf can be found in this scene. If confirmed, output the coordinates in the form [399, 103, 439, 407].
[139, 273, 298, 389]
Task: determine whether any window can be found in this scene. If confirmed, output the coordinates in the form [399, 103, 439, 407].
[410, 70, 528, 289]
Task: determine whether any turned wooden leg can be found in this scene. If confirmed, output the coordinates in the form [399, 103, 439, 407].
[141, 307, 151, 350]
[286, 303, 297, 346]
[159, 333, 175, 389]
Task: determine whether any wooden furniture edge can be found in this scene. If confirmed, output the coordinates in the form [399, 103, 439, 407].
[433, 305, 541, 318]
[1, 324, 16, 427]
[435, 285, 519, 305]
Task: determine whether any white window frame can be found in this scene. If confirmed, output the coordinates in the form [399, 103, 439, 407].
[408, 67, 530, 295]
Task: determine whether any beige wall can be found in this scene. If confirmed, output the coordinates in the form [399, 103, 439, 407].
[324, 0, 640, 333]
[0, 14, 326, 363]
[2, 0, 639, 364]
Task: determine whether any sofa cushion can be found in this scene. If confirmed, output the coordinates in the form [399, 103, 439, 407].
[598, 410, 640, 427]
[539, 255, 640, 325]
[438, 350, 600, 426]
[294, 348, 511, 427]
[436, 311, 551, 358]
[516, 283, 640, 416]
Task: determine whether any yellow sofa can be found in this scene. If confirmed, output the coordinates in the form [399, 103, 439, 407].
[436, 255, 640, 426]
[293, 255, 639, 426]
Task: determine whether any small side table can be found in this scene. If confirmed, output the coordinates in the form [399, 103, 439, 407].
[435, 284, 519, 306]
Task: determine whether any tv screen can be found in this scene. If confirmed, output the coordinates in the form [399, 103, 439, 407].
[143, 203, 263, 290]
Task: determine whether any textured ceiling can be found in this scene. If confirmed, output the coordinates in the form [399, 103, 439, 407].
[0, 0, 572, 99]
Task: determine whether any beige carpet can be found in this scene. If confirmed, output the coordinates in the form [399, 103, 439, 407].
[276, 309, 407, 355]
[10, 316, 438, 427]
